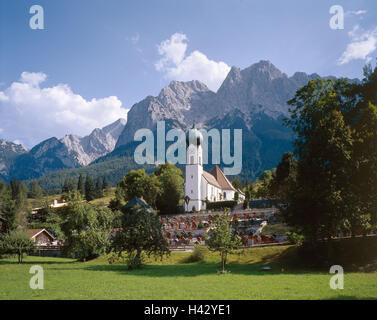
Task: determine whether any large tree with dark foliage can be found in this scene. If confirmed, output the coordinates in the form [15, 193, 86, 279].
[112, 205, 169, 269]
[84, 174, 96, 202]
[153, 163, 184, 214]
[281, 62, 377, 242]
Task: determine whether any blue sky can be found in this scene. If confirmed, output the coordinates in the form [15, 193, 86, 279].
[0, 0, 376, 147]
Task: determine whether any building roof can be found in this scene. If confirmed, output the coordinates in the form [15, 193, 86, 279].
[210, 165, 237, 191]
[123, 197, 151, 209]
[27, 228, 55, 240]
[202, 171, 222, 189]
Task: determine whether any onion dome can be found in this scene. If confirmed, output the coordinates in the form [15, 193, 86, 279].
[186, 122, 203, 146]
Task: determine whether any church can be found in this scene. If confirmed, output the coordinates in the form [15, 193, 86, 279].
[184, 126, 244, 212]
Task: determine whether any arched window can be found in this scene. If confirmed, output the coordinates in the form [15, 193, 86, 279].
[190, 156, 194, 164]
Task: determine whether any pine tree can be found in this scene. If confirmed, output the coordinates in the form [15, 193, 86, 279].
[95, 177, 103, 199]
[62, 176, 74, 194]
[103, 176, 110, 190]
[77, 174, 85, 195]
[85, 174, 96, 201]
[29, 180, 43, 199]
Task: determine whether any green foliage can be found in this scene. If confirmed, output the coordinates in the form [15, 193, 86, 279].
[281, 65, 377, 243]
[62, 176, 76, 194]
[206, 200, 237, 211]
[117, 169, 161, 208]
[231, 177, 243, 190]
[84, 174, 96, 202]
[77, 174, 85, 195]
[206, 209, 242, 272]
[60, 193, 117, 261]
[116, 163, 184, 214]
[0, 230, 35, 263]
[28, 180, 43, 199]
[153, 163, 184, 214]
[112, 205, 169, 269]
[185, 245, 208, 263]
[285, 232, 304, 246]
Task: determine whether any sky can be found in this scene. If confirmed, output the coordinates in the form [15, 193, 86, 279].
[0, 0, 376, 148]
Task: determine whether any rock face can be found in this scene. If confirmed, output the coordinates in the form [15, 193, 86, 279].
[8, 119, 126, 181]
[62, 118, 126, 166]
[0, 140, 28, 181]
[116, 80, 215, 147]
[114, 60, 322, 179]
[116, 60, 320, 148]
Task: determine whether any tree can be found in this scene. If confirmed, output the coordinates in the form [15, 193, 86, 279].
[84, 174, 96, 202]
[28, 180, 43, 199]
[77, 174, 85, 195]
[206, 209, 242, 273]
[0, 230, 35, 263]
[284, 71, 377, 242]
[60, 192, 116, 261]
[153, 163, 184, 214]
[112, 205, 169, 269]
[103, 176, 111, 195]
[231, 177, 243, 191]
[117, 169, 161, 208]
[0, 196, 17, 233]
[62, 176, 75, 194]
[95, 177, 103, 199]
[269, 152, 297, 205]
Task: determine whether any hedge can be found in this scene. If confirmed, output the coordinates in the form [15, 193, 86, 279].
[206, 200, 237, 211]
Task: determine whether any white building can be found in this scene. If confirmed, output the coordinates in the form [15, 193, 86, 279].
[184, 126, 244, 212]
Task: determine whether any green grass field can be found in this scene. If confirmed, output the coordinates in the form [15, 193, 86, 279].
[0, 245, 376, 300]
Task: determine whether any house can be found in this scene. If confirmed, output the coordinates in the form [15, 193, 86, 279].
[121, 197, 154, 214]
[27, 228, 55, 246]
[184, 125, 245, 212]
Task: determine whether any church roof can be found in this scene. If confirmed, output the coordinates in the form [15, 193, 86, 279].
[202, 171, 222, 189]
[210, 165, 237, 191]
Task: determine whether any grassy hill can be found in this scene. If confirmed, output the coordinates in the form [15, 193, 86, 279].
[1, 245, 376, 300]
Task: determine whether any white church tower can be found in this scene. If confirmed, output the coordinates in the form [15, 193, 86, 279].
[184, 124, 203, 212]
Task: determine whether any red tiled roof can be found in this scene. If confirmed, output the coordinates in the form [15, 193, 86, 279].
[202, 171, 222, 189]
[210, 165, 237, 191]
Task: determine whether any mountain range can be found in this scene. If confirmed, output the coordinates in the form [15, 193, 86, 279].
[0, 60, 347, 191]
[0, 119, 126, 181]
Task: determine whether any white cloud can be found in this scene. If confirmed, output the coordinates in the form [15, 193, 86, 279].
[155, 33, 230, 92]
[338, 25, 377, 65]
[0, 72, 128, 148]
[346, 10, 367, 17]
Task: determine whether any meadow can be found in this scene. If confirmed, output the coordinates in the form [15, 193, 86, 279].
[0, 245, 376, 300]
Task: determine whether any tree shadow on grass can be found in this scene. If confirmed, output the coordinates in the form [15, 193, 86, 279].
[0, 258, 76, 265]
[83, 260, 309, 277]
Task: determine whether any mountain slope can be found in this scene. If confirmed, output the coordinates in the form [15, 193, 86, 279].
[0, 140, 28, 181]
[8, 119, 126, 181]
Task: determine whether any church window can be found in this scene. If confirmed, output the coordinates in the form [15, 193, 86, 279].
[223, 192, 226, 199]
[191, 175, 193, 179]
[191, 190, 193, 194]
[190, 156, 194, 164]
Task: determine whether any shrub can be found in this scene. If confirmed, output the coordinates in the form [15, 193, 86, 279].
[185, 245, 208, 263]
[286, 231, 304, 245]
[206, 201, 237, 211]
[107, 251, 127, 264]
